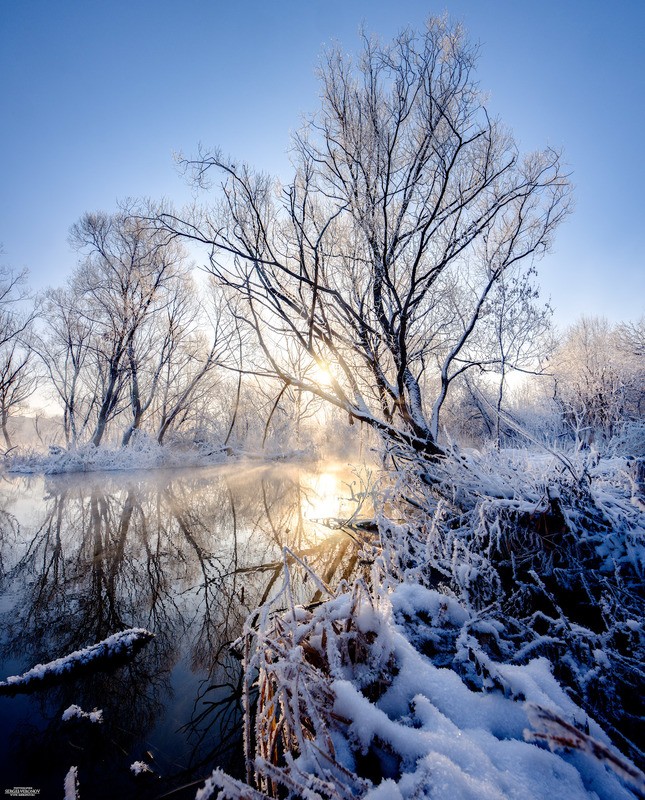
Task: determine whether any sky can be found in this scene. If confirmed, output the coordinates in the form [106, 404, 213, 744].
[1, 0, 643, 329]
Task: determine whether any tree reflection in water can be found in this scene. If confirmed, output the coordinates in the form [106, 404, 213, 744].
[0, 463, 363, 798]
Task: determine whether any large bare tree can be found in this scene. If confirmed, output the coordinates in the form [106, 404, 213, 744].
[158, 18, 570, 456]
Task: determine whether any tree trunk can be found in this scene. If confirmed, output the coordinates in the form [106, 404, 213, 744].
[1, 413, 11, 449]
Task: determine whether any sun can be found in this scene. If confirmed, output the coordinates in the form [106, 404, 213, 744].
[309, 362, 333, 388]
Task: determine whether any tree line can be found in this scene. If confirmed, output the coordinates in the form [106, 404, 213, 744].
[1, 18, 643, 457]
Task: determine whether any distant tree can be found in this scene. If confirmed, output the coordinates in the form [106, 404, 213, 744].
[616, 316, 645, 419]
[121, 273, 201, 446]
[36, 285, 97, 445]
[158, 16, 570, 458]
[480, 266, 553, 447]
[617, 316, 645, 358]
[551, 316, 643, 447]
[68, 207, 188, 446]
[0, 266, 39, 448]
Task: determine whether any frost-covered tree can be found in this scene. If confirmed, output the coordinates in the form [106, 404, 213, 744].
[0, 266, 39, 448]
[37, 285, 98, 445]
[37, 207, 227, 447]
[552, 316, 643, 447]
[157, 16, 570, 457]
[616, 316, 645, 419]
[473, 266, 553, 447]
[68, 207, 188, 446]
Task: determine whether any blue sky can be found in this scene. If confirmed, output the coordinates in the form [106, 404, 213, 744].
[1, 0, 643, 327]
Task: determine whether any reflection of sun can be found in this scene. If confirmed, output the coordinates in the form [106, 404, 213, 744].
[305, 472, 342, 522]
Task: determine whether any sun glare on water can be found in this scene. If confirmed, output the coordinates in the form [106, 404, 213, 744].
[304, 471, 345, 525]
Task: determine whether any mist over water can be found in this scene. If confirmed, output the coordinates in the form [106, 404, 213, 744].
[0, 462, 364, 799]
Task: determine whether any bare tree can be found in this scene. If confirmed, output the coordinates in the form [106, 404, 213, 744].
[479, 266, 553, 447]
[0, 266, 39, 448]
[158, 17, 570, 457]
[36, 285, 97, 445]
[154, 331, 222, 444]
[553, 316, 644, 447]
[153, 281, 234, 445]
[121, 274, 196, 446]
[617, 317, 645, 359]
[616, 316, 645, 419]
[69, 207, 187, 446]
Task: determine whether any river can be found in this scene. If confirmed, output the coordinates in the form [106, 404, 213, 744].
[0, 461, 367, 799]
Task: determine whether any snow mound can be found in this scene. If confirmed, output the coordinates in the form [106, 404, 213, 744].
[64, 766, 79, 800]
[62, 704, 104, 723]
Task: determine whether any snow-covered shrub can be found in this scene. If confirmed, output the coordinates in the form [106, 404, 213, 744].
[197, 572, 642, 799]
[375, 446, 645, 771]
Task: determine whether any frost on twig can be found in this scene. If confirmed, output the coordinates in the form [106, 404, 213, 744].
[0, 628, 154, 693]
[525, 703, 645, 796]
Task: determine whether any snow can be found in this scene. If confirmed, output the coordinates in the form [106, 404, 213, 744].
[203, 569, 643, 800]
[4, 438, 230, 475]
[62, 704, 103, 723]
[64, 766, 79, 800]
[4, 437, 314, 475]
[0, 628, 153, 689]
[130, 760, 153, 775]
[327, 591, 629, 800]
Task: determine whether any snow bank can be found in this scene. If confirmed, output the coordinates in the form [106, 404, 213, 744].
[4, 437, 315, 475]
[0, 628, 154, 691]
[199, 579, 642, 799]
[4, 438, 230, 475]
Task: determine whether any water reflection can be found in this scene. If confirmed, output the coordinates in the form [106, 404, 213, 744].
[0, 463, 362, 799]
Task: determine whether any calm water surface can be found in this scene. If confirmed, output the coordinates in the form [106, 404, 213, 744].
[0, 462, 363, 799]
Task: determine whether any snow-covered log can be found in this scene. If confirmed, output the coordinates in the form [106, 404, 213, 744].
[0, 628, 154, 692]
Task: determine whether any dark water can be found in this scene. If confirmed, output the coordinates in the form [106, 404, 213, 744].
[0, 462, 362, 799]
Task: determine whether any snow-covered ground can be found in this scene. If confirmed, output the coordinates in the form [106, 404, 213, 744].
[199, 577, 643, 799]
[3, 438, 230, 474]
